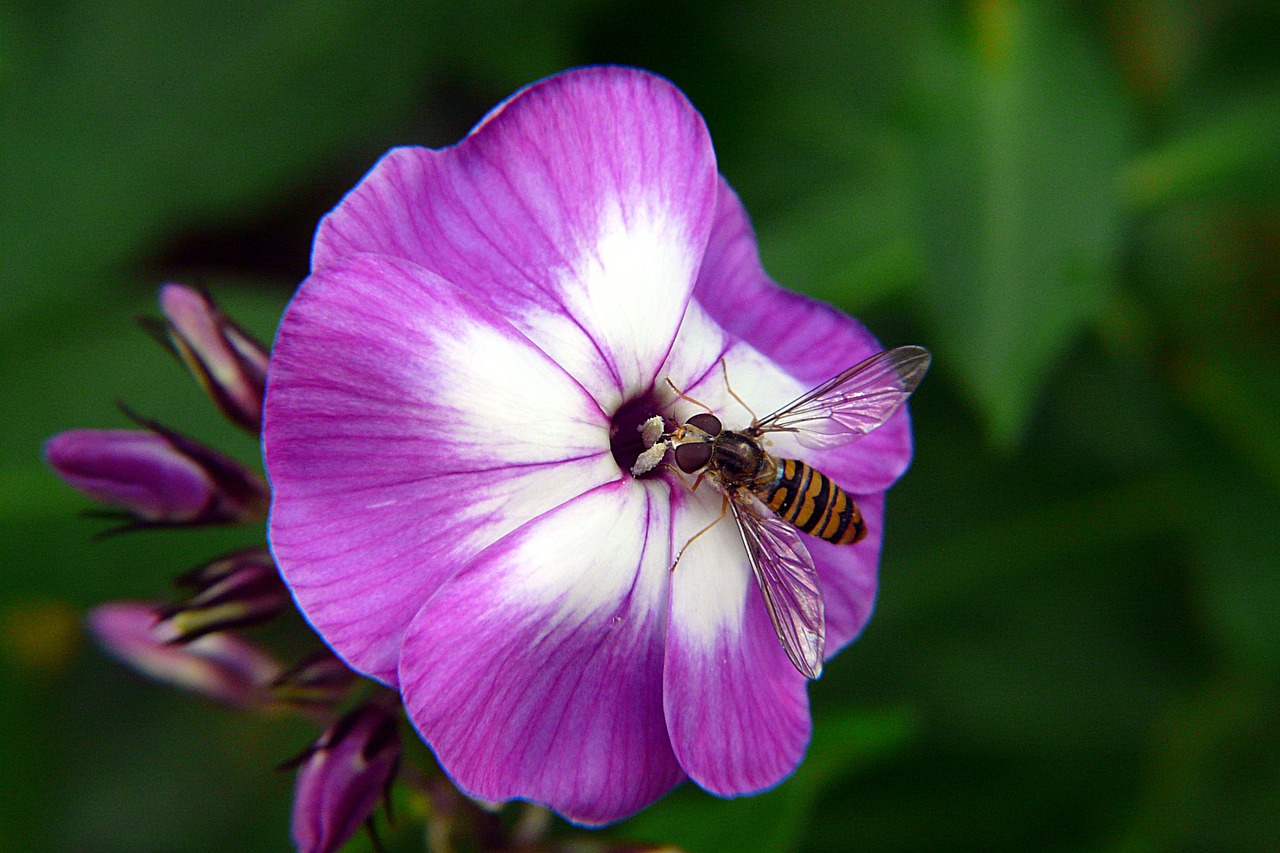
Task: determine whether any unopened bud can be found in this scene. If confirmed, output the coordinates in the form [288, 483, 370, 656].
[271, 651, 358, 708]
[157, 549, 287, 641]
[153, 284, 269, 433]
[87, 601, 281, 706]
[45, 425, 268, 528]
[288, 703, 401, 853]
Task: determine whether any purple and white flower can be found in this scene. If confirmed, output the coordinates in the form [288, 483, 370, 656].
[263, 66, 914, 825]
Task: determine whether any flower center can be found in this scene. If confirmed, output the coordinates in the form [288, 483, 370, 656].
[609, 391, 669, 477]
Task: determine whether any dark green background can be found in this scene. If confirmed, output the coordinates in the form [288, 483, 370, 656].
[3, 1, 1277, 851]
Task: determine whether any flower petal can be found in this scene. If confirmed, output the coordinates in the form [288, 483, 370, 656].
[662, 486, 811, 796]
[693, 179, 914, 494]
[264, 254, 619, 684]
[313, 67, 719, 409]
[398, 480, 683, 825]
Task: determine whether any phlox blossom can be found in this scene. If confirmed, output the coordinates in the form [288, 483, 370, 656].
[263, 66, 914, 825]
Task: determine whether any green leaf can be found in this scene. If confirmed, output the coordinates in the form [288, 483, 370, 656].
[1190, 462, 1280, 669]
[1176, 349, 1280, 492]
[614, 709, 917, 853]
[1122, 89, 1280, 211]
[759, 174, 923, 314]
[909, 1, 1130, 446]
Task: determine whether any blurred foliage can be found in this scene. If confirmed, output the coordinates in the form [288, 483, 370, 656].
[2, 0, 1278, 851]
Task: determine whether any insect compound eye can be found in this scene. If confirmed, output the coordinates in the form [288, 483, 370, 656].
[674, 441, 714, 474]
[685, 412, 722, 436]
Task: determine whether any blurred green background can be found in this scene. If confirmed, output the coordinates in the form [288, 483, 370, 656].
[3, 1, 1278, 851]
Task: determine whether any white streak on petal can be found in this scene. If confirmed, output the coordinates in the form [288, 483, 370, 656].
[492, 478, 671, 624]
[431, 315, 609, 464]
[652, 301, 732, 414]
[667, 484, 754, 650]
[658, 310, 811, 458]
[689, 343, 805, 432]
[521, 202, 700, 408]
[398, 478, 683, 823]
[265, 255, 623, 684]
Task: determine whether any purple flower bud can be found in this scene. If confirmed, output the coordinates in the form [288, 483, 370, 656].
[157, 548, 288, 641]
[289, 703, 401, 853]
[270, 650, 358, 709]
[156, 283, 269, 433]
[45, 426, 268, 527]
[87, 601, 281, 706]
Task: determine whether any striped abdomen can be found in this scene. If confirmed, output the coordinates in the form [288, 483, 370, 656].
[755, 458, 866, 545]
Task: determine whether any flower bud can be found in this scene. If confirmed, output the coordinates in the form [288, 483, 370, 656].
[288, 703, 401, 853]
[45, 426, 268, 528]
[155, 283, 269, 433]
[157, 549, 288, 641]
[270, 650, 358, 708]
[87, 601, 281, 706]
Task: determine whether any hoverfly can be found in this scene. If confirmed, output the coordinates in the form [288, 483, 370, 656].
[664, 346, 931, 679]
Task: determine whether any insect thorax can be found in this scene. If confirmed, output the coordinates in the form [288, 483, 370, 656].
[713, 431, 776, 486]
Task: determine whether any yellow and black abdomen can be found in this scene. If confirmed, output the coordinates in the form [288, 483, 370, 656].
[756, 458, 866, 545]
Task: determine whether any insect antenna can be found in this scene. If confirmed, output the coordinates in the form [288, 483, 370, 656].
[664, 376, 713, 412]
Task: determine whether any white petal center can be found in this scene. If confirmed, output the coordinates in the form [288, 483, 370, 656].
[516, 202, 700, 411]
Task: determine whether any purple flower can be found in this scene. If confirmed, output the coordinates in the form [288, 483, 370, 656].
[87, 601, 281, 706]
[264, 67, 914, 824]
[288, 703, 400, 853]
[45, 426, 268, 527]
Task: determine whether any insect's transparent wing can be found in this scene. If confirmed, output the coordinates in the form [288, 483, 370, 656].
[729, 490, 825, 679]
[755, 346, 931, 450]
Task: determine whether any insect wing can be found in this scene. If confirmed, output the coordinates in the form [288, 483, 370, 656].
[754, 346, 931, 450]
[729, 490, 826, 679]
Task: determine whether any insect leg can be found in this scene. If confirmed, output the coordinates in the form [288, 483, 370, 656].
[720, 358, 759, 423]
[670, 492, 730, 572]
[663, 464, 705, 494]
